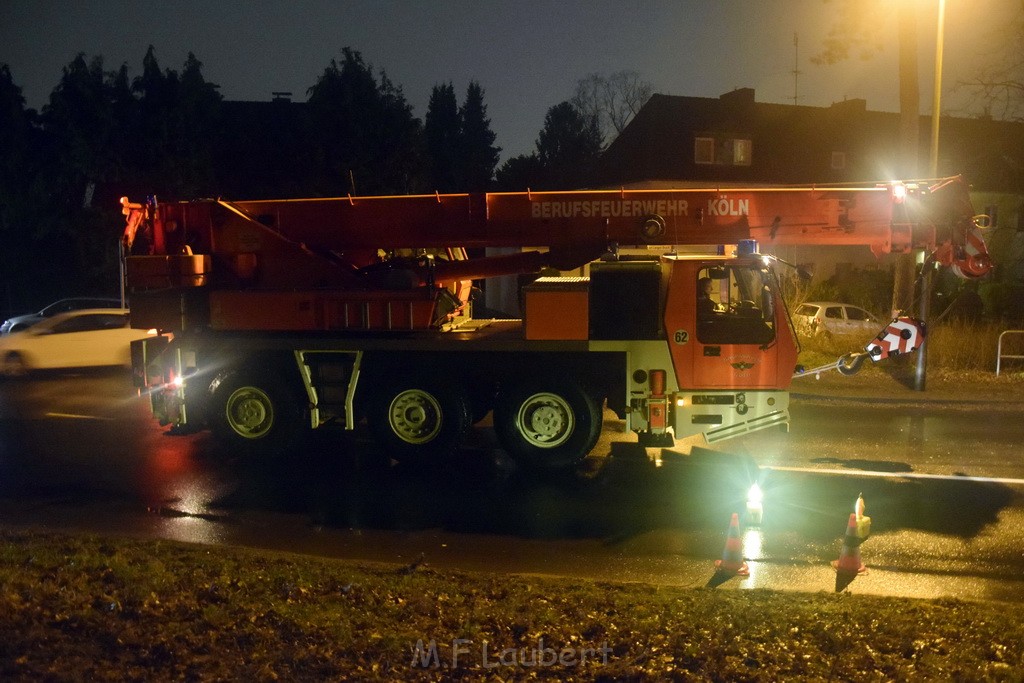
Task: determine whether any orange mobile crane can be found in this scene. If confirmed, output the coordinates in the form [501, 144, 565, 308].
[121, 175, 989, 470]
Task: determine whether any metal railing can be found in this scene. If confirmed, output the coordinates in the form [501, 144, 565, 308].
[996, 330, 1024, 376]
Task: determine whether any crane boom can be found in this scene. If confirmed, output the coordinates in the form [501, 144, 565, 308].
[123, 176, 989, 296]
[219, 178, 970, 254]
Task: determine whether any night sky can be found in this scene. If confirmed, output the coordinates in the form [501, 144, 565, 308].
[2, 0, 1017, 162]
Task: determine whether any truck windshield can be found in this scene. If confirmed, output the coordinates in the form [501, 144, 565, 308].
[696, 265, 776, 346]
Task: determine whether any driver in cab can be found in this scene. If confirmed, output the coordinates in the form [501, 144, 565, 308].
[697, 277, 723, 317]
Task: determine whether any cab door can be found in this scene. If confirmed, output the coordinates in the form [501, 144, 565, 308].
[664, 259, 789, 390]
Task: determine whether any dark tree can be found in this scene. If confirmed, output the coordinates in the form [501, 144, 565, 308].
[107, 63, 138, 194]
[307, 48, 424, 195]
[494, 100, 601, 191]
[42, 54, 113, 208]
[459, 81, 500, 191]
[375, 69, 426, 193]
[174, 53, 222, 197]
[425, 82, 461, 191]
[132, 46, 184, 195]
[495, 152, 543, 191]
[37, 54, 120, 297]
[534, 101, 603, 189]
[0, 65, 43, 311]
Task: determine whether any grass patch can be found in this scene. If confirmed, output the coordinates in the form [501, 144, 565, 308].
[2, 531, 1023, 680]
[927, 321, 1017, 372]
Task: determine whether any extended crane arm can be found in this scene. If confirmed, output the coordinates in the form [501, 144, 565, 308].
[223, 180, 936, 256]
[121, 175, 990, 295]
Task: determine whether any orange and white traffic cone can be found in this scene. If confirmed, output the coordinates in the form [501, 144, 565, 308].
[715, 512, 750, 577]
[833, 512, 868, 591]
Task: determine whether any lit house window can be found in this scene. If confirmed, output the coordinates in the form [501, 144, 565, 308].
[695, 137, 715, 165]
[733, 139, 752, 166]
[695, 137, 752, 166]
[831, 151, 846, 169]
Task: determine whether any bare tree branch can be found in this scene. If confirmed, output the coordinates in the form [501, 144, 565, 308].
[955, 4, 1024, 121]
[571, 70, 652, 145]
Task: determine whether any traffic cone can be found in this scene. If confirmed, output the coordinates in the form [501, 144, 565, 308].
[714, 512, 749, 576]
[832, 512, 867, 592]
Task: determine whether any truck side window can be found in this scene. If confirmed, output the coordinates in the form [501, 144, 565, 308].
[696, 266, 775, 345]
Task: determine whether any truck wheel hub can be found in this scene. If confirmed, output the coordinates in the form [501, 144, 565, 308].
[389, 390, 442, 444]
[518, 393, 574, 448]
[237, 399, 267, 424]
[226, 387, 274, 438]
[530, 406, 563, 434]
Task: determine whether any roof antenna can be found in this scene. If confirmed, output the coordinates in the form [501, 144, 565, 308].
[791, 33, 802, 105]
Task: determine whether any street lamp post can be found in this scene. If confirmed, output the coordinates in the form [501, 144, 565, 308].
[929, 0, 946, 176]
[916, 0, 946, 391]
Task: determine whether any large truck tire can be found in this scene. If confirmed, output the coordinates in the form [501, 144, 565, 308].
[209, 370, 303, 456]
[494, 379, 602, 471]
[366, 372, 471, 462]
[468, 380, 496, 424]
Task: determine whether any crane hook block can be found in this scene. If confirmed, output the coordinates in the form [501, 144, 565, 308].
[836, 352, 868, 376]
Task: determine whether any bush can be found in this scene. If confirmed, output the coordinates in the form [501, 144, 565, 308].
[802, 266, 894, 315]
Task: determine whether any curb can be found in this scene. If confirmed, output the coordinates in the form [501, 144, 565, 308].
[791, 391, 1024, 409]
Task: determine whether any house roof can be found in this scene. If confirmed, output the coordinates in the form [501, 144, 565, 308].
[596, 90, 1024, 192]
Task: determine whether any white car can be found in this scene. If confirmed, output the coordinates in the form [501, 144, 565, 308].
[793, 301, 883, 338]
[0, 308, 156, 376]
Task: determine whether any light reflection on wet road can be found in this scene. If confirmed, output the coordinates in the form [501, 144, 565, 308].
[746, 399, 1024, 480]
[1, 371, 1023, 603]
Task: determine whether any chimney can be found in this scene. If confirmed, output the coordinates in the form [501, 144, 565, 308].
[829, 98, 867, 113]
[720, 88, 755, 106]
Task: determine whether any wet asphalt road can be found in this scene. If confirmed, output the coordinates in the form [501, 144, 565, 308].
[1, 370, 1023, 602]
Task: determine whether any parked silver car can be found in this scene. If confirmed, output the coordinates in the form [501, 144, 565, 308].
[1, 297, 122, 335]
[793, 301, 883, 337]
